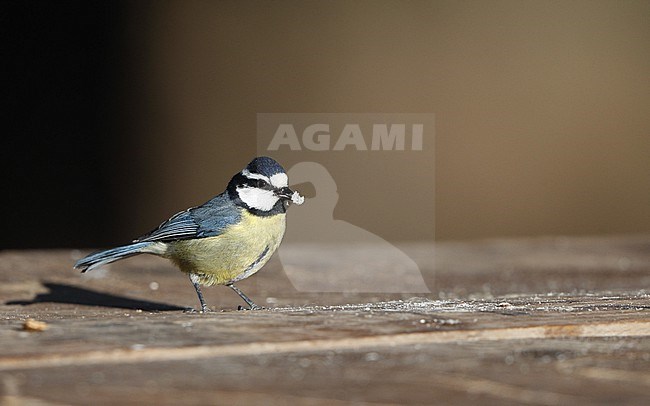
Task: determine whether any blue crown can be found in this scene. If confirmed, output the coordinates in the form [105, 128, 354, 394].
[246, 156, 286, 177]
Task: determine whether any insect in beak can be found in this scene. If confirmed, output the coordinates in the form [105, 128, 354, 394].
[276, 187, 305, 205]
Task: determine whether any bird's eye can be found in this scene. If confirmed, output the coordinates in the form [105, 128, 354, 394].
[253, 179, 269, 188]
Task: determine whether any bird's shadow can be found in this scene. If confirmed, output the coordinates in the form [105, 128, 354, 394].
[6, 282, 186, 311]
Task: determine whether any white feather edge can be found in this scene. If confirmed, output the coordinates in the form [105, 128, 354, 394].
[269, 173, 288, 188]
[241, 169, 270, 182]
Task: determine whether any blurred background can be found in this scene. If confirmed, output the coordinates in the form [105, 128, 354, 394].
[4, 0, 650, 249]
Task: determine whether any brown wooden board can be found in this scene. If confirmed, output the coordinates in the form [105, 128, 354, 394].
[1, 235, 650, 404]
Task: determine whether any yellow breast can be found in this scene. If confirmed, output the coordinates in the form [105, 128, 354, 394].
[166, 211, 286, 285]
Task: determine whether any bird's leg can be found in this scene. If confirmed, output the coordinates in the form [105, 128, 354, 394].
[227, 283, 262, 310]
[189, 273, 209, 313]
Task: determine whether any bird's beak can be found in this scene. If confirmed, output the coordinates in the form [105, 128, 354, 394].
[276, 186, 305, 205]
[275, 187, 295, 200]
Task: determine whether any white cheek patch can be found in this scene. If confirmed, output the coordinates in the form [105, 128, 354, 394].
[269, 173, 288, 188]
[237, 186, 279, 211]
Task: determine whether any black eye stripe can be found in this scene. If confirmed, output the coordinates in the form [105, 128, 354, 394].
[246, 178, 273, 189]
[230, 172, 278, 192]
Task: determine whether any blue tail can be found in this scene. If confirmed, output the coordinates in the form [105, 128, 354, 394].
[74, 242, 154, 273]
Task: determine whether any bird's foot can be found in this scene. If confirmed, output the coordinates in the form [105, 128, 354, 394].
[183, 307, 211, 314]
[237, 304, 264, 311]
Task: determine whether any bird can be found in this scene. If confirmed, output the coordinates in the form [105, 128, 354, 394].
[74, 156, 304, 312]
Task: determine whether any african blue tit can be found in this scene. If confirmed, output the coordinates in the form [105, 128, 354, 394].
[74, 156, 304, 312]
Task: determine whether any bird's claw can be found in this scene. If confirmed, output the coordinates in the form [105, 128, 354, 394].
[238, 304, 264, 311]
[183, 307, 210, 314]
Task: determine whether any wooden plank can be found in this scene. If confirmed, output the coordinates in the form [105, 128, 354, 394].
[1, 318, 649, 372]
[1, 235, 650, 404]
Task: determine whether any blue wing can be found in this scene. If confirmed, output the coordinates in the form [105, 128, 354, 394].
[134, 192, 242, 242]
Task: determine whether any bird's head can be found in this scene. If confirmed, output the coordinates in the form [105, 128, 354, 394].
[228, 156, 304, 215]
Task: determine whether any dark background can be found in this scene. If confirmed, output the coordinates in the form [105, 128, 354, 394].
[4, 1, 128, 248]
[4, 1, 650, 249]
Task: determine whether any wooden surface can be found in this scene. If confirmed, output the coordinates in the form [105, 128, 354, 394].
[1, 234, 650, 405]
